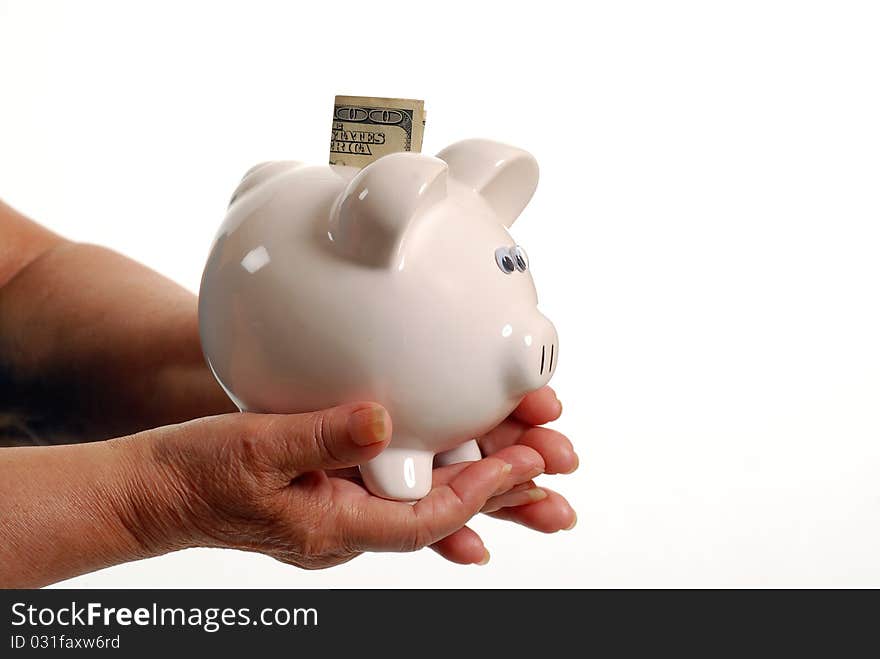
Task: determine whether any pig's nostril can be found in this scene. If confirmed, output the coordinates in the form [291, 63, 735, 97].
[549, 344, 555, 374]
[540, 345, 545, 375]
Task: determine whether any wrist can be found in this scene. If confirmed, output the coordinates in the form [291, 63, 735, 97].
[101, 432, 200, 559]
[0, 437, 192, 588]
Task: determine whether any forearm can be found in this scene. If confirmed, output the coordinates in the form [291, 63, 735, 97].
[0, 203, 235, 444]
[0, 437, 182, 588]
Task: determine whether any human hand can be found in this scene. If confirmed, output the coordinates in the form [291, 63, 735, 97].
[116, 403, 525, 569]
[0, 390, 575, 586]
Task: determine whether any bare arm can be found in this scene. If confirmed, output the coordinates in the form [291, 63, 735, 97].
[0, 201, 235, 445]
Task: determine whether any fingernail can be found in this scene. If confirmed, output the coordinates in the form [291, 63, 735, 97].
[563, 453, 580, 474]
[555, 395, 563, 415]
[492, 463, 514, 493]
[348, 406, 389, 446]
[483, 486, 547, 512]
[477, 549, 490, 566]
[565, 511, 578, 531]
[527, 487, 548, 503]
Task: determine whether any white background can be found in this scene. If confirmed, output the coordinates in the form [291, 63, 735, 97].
[2, 1, 878, 587]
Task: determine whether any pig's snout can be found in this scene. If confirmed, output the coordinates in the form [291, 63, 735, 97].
[538, 337, 558, 378]
[504, 313, 559, 395]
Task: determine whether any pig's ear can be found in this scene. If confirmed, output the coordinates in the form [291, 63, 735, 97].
[437, 139, 539, 227]
[230, 161, 303, 207]
[329, 152, 448, 268]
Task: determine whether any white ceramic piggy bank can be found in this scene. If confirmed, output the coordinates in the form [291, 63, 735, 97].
[199, 139, 558, 500]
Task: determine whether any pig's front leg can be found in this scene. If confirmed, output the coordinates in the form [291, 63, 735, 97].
[434, 439, 482, 467]
[359, 447, 434, 501]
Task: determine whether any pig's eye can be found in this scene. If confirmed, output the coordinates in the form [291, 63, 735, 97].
[510, 245, 529, 272]
[495, 246, 516, 274]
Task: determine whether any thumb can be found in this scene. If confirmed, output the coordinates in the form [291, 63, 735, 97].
[254, 402, 391, 476]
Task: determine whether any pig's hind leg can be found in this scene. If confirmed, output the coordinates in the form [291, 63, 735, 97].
[434, 439, 481, 467]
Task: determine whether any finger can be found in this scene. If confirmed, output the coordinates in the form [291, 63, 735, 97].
[478, 420, 577, 476]
[251, 402, 391, 477]
[430, 526, 490, 565]
[487, 487, 576, 533]
[431, 444, 543, 493]
[339, 457, 509, 553]
[477, 418, 530, 455]
[511, 386, 562, 425]
[516, 427, 578, 475]
[481, 480, 546, 513]
[332, 440, 549, 486]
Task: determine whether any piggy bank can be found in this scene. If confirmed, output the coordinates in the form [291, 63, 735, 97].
[199, 139, 558, 500]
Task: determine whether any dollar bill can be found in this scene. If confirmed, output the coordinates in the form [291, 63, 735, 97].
[330, 95, 426, 168]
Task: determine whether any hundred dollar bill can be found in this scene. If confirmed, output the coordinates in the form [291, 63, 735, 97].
[330, 95, 426, 168]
